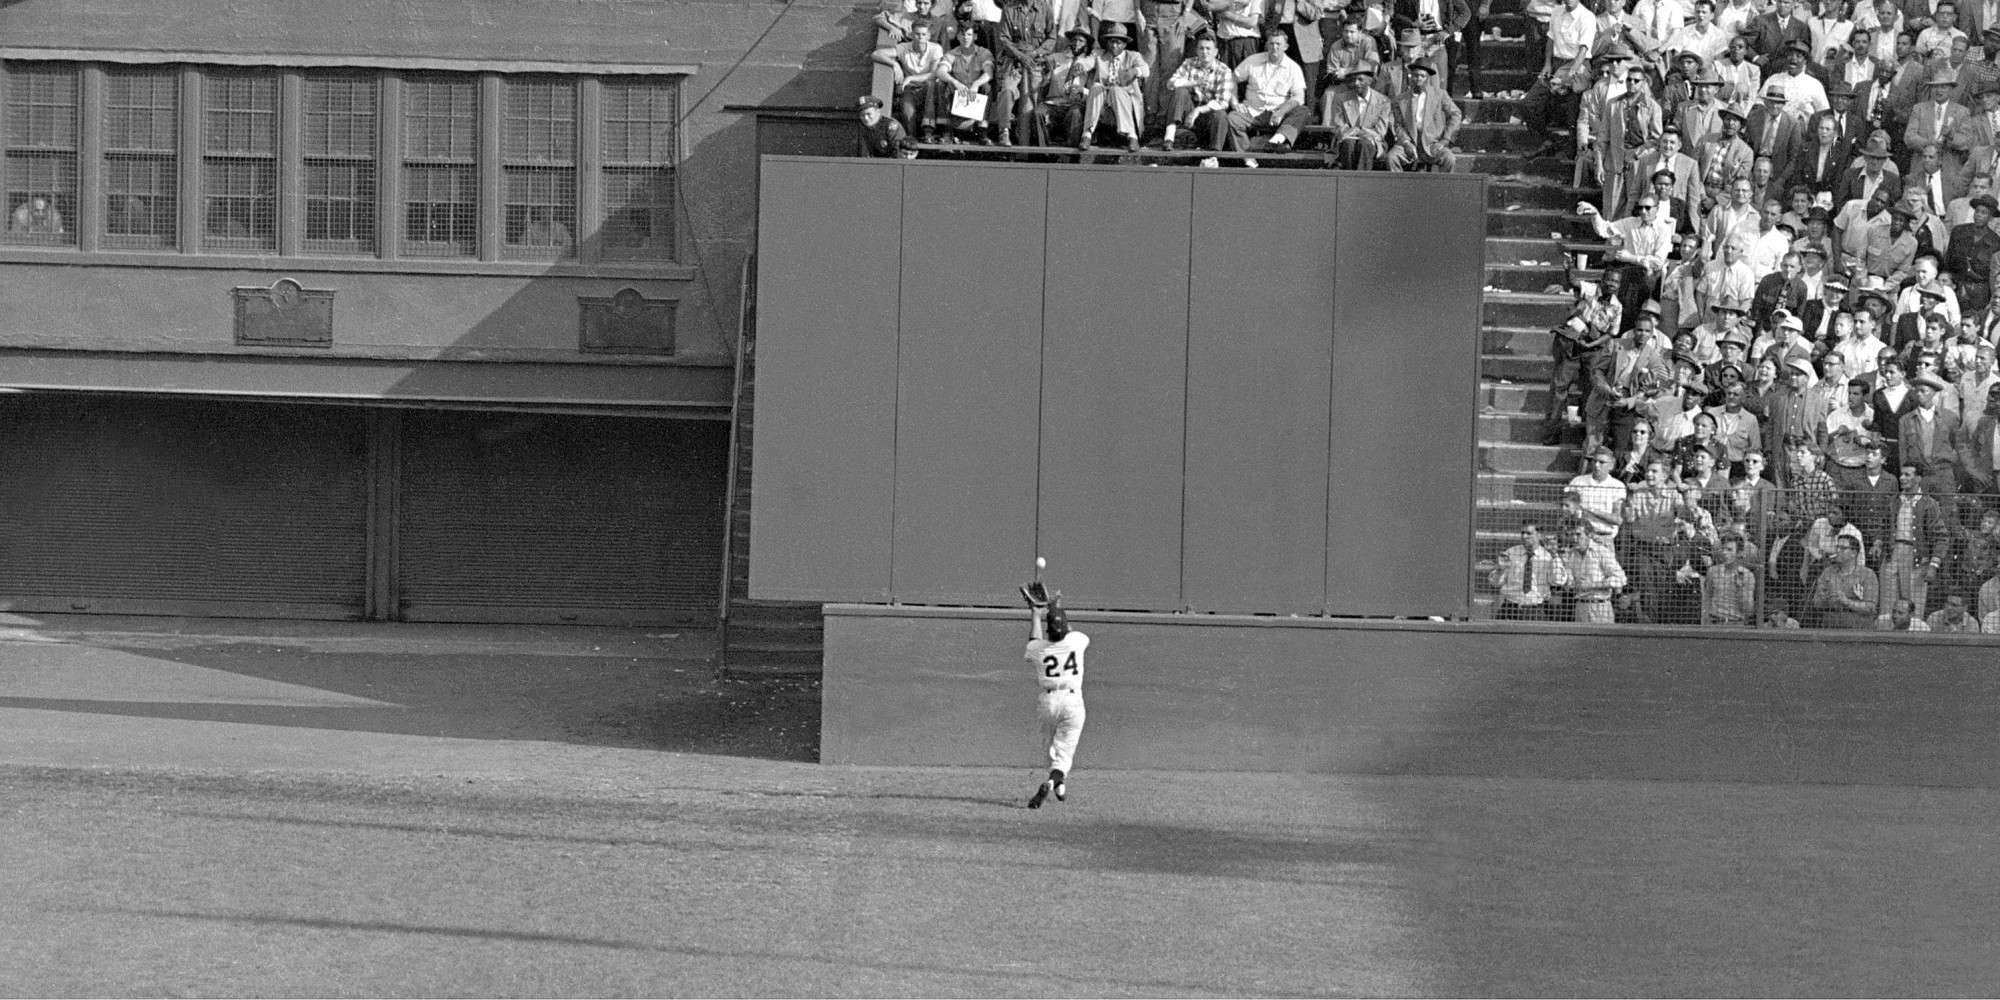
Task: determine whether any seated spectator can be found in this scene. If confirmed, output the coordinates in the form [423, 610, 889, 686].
[1321, 61, 1392, 166]
[875, 0, 951, 44]
[1884, 595, 1933, 627]
[1580, 196, 1674, 306]
[1227, 29, 1313, 164]
[1161, 34, 1236, 158]
[1385, 60, 1461, 172]
[1489, 522, 1572, 619]
[1038, 29, 1099, 147]
[1807, 529, 1880, 626]
[1761, 599, 1804, 626]
[9, 194, 63, 235]
[1925, 592, 1982, 629]
[879, 21, 950, 140]
[940, 21, 996, 142]
[1081, 23, 1149, 150]
[1704, 532, 1760, 623]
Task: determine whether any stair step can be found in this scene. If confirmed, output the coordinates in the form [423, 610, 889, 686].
[1482, 322, 1558, 354]
[1486, 205, 1587, 238]
[1480, 409, 1569, 443]
[1464, 151, 1575, 183]
[1485, 264, 1588, 294]
[1484, 234, 1565, 265]
[1481, 439, 1572, 474]
[1488, 178, 1592, 210]
[1458, 121, 1538, 152]
[1481, 378, 1552, 412]
[1482, 352, 1556, 382]
[1482, 291, 1573, 328]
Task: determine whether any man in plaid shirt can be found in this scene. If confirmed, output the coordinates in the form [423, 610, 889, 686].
[1774, 440, 1844, 534]
[1161, 34, 1235, 154]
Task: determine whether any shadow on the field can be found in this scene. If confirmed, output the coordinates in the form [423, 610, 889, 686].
[106, 906, 1331, 997]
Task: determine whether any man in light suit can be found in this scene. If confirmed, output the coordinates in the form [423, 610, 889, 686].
[1904, 66, 1970, 169]
[1322, 61, 1394, 167]
[1385, 59, 1462, 169]
[1626, 126, 1704, 215]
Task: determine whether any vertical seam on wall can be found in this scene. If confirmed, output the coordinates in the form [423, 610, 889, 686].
[1034, 171, 1050, 571]
[1322, 177, 1340, 618]
[888, 162, 906, 604]
[1179, 174, 1196, 613]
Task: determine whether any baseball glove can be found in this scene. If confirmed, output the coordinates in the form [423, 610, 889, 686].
[1021, 581, 1052, 608]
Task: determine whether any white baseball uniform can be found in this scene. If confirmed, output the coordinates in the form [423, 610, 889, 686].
[1025, 628, 1088, 774]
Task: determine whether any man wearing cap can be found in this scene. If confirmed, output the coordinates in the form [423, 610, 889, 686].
[1763, 353, 1834, 454]
[1223, 28, 1311, 159]
[1078, 23, 1148, 149]
[1876, 459, 1950, 621]
[1663, 50, 1709, 114]
[1321, 62, 1393, 167]
[1385, 59, 1461, 170]
[1800, 272, 1852, 335]
[1039, 27, 1100, 145]
[1696, 104, 1756, 189]
[1901, 367, 1964, 472]
[1945, 192, 2000, 306]
[858, 95, 915, 157]
[1376, 28, 1430, 101]
[1744, 81, 1807, 169]
[1676, 64, 1728, 139]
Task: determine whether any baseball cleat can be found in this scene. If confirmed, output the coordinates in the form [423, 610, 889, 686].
[1053, 780, 1066, 802]
[1027, 781, 1052, 809]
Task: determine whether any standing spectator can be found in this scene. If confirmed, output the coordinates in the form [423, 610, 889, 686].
[1589, 307, 1676, 455]
[1901, 371, 1964, 481]
[1226, 28, 1313, 160]
[1214, 0, 1266, 65]
[1489, 523, 1572, 619]
[1698, 105, 1758, 193]
[1385, 60, 1461, 170]
[1548, 274, 1625, 443]
[1767, 355, 1838, 463]
[1905, 66, 1970, 166]
[1746, 84, 1808, 181]
[1321, 63, 1394, 167]
[1139, 0, 1193, 119]
[1567, 445, 1633, 538]
[1834, 134, 1904, 213]
[1788, 111, 1854, 195]
[1843, 436, 1902, 538]
[1749, 0, 1816, 72]
[1563, 519, 1630, 622]
[1944, 193, 2000, 308]
[1265, 0, 1327, 103]
[1876, 460, 1950, 620]
[1081, 23, 1150, 149]
[1667, 0, 1733, 65]
[1162, 33, 1237, 154]
[1808, 530, 1881, 625]
[1390, 0, 1469, 89]
[1582, 198, 1675, 306]
[1456, 0, 1491, 97]
[1709, 381, 1767, 467]
[1704, 532, 1761, 623]
[1954, 381, 2000, 491]
[1679, 66, 1729, 144]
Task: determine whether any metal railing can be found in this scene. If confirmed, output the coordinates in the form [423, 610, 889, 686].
[1475, 476, 2000, 633]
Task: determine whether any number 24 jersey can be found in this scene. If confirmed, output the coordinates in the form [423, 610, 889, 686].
[1025, 632, 1089, 692]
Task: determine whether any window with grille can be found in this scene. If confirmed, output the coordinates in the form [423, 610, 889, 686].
[202, 72, 277, 251]
[600, 78, 677, 260]
[502, 77, 575, 259]
[403, 76, 478, 257]
[3, 63, 80, 246]
[103, 68, 179, 249]
[302, 75, 377, 253]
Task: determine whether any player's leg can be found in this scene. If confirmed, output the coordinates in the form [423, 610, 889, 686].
[1048, 697, 1086, 801]
[1028, 695, 1061, 809]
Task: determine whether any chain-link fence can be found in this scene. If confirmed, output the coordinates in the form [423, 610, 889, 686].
[1474, 475, 2000, 632]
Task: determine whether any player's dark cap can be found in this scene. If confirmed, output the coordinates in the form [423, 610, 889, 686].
[1045, 604, 1069, 640]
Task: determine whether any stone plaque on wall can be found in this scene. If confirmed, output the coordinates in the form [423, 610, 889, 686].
[234, 278, 335, 347]
[579, 287, 675, 355]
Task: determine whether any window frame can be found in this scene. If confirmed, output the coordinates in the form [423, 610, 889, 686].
[0, 58, 686, 274]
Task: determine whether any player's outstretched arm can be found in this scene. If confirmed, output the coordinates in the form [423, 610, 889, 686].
[1028, 604, 1046, 639]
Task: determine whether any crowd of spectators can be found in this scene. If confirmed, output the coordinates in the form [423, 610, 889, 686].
[1481, 0, 2000, 632]
[860, 0, 1482, 167]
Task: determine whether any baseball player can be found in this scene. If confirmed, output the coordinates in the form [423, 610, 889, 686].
[1021, 580, 1087, 810]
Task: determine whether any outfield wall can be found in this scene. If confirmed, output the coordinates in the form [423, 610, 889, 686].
[824, 605, 2000, 787]
[751, 157, 1487, 618]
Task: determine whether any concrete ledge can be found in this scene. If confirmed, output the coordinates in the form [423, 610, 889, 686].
[823, 605, 2000, 786]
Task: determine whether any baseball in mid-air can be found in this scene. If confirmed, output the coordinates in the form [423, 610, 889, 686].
[1036, 557, 1046, 569]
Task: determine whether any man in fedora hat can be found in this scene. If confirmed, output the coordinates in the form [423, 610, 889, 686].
[1662, 49, 1708, 114]
[1905, 65, 1970, 163]
[1800, 271, 1853, 337]
[1834, 130, 1904, 208]
[1375, 27, 1430, 99]
[1696, 103, 1755, 189]
[1385, 58, 1461, 169]
[1223, 27, 1311, 159]
[1039, 27, 1100, 146]
[1676, 63, 1727, 141]
[1389, 0, 1469, 86]
[1744, 80, 1807, 168]
[1079, 22, 1149, 148]
[1320, 60, 1393, 167]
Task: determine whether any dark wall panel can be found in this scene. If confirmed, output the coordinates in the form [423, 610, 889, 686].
[750, 158, 903, 601]
[1182, 173, 1335, 613]
[1327, 175, 1483, 616]
[1038, 169, 1192, 610]
[891, 166, 1047, 603]
[825, 608, 2000, 787]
